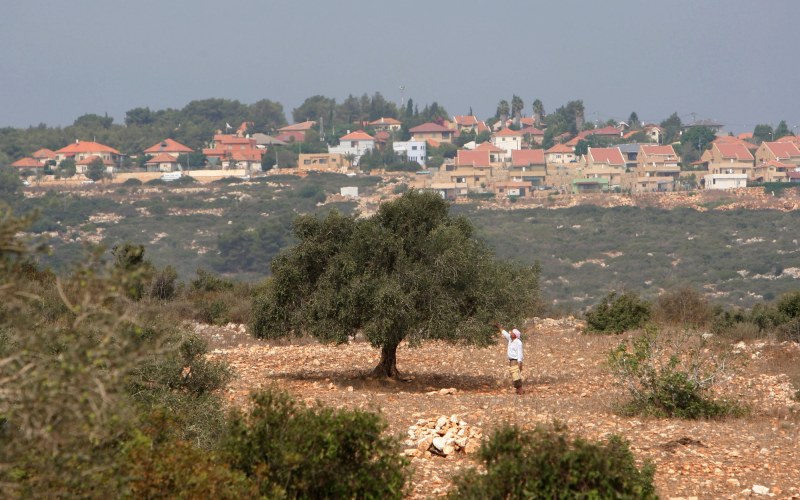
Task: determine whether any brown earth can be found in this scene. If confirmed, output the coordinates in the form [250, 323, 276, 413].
[200, 320, 800, 499]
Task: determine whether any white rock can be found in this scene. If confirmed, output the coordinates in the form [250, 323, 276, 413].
[726, 478, 741, 487]
[752, 485, 769, 495]
[432, 437, 446, 451]
[443, 445, 455, 456]
[436, 416, 448, 429]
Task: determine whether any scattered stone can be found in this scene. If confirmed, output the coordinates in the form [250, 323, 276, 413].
[407, 415, 482, 458]
[751, 485, 769, 495]
[726, 478, 741, 488]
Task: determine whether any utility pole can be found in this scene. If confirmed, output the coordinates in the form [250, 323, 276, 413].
[399, 85, 406, 108]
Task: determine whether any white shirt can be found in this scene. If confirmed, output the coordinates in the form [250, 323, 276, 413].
[501, 330, 523, 362]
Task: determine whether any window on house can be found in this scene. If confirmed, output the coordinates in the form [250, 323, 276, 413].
[351, 141, 357, 147]
[319, 158, 327, 164]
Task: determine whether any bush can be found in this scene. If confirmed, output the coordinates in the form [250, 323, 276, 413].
[223, 389, 408, 499]
[585, 291, 651, 334]
[449, 423, 655, 499]
[654, 286, 712, 327]
[608, 326, 745, 419]
[122, 178, 142, 186]
[148, 265, 178, 300]
[191, 268, 235, 292]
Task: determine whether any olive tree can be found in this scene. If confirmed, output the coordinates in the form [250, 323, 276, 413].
[251, 190, 541, 378]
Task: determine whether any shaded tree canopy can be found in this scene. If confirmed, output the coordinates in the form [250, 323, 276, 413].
[251, 190, 541, 377]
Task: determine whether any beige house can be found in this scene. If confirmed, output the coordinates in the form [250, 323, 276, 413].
[642, 124, 664, 144]
[545, 143, 577, 165]
[755, 141, 800, 168]
[752, 160, 792, 183]
[583, 147, 627, 187]
[144, 138, 193, 158]
[509, 149, 546, 186]
[55, 140, 121, 165]
[145, 153, 181, 172]
[298, 153, 348, 172]
[491, 128, 523, 159]
[701, 142, 755, 179]
[634, 144, 680, 191]
[368, 117, 402, 132]
[409, 122, 454, 143]
[493, 180, 536, 199]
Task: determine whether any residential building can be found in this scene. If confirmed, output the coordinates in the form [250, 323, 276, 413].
[493, 180, 536, 199]
[491, 128, 523, 159]
[409, 122, 454, 143]
[221, 150, 263, 170]
[298, 153, 348, 172]
[634, 144, 680, 191]
[642, 124, 664, 144]
[144, 138, 193, 158]
[328, 130, 375, 165]
[703, 172, 747, 190]
[509, 149, 546, 186]
[203, 134, 261, 167]
[472, 142, 506, 164]
[453, 115, 480, 133]
[617, 143, 643, 170]
[519, 126, 545, 145]
[145, 153, 181, 172]
[277, 121, 316, 142]
[545, 143, 577, 165]
[755, 141, 800, 168]
[700, 142, 755, 179]
[75, 155, 115, 175]
[456, 149, 491, 168]
[251, 133, 287, 149]
[583, 147, 627, 187]
[10, 157, 44, 174]
[369, 117, 402, 132]
[393, 140, 426, 167]
[32, 148, 57, 165]
[55, 140, 121, 166]
[752, 160, 792, 183]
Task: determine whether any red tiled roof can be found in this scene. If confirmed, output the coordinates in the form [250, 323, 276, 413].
[374, 131, 390, 141]
[511, 149, 545, 166]
[588, 147, 625, 165]
[146, 153, 180, 164]
[275, 131, 305, 142]
[776, 135, 799, 144]
[144, 138, 193, 154]
[474, 142, 504, 153]
[426, 138, 441, 148]
[213, 134, 256, 145]
[518, 126, 544, 136]
[759, 160, 791, 169]
[640, 145, 677, 156]
[76, 155, 113, 166]
[494, 128, 523, 137]
[456, 150, 490, 167]
[715, 143, 754, 160]
[545, 143, 574, 154]
[476, 122, 490, 133]
[32, 148, 57, 159]
[591, 126, 622, 136]
[56, 141, 120, 155]
[737, 132, 753, 140]
[764, 141, 800, 159]
[11, 157, 43, 168]
[519, 117, 535, 127]
[279, 121, 316, 132]
[409, 122, 451, 133]
[454, 115, 479, 126]
[368, 117, 402, 126]
[230, 150, 263, 162]
[787, 171, 800, 179]
[340, 130, 374, 141]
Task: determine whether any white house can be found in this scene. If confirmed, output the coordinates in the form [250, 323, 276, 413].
[392, 140, 427, 167]
[329, 130, 375, 165]
[491, 128, 523, 160]
[703, 172, 748, 190]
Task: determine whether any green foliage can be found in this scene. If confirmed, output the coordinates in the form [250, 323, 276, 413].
[148, 265, 178, 300]
[58, 158, 77, 178]
[121, 177, 142, 186]
[585, 291, 651, 334]
[251, 190, 541, 376]
[660, 112, 682, 144]
[0, 167, 22, 203]
[753, 124, 774, 143]
[191, 268, 234, 292]
[86, 156, 108, 182]
[608, 327, 745, 419]
[449, 423, 655, 499]
[223, 389, 408, 499]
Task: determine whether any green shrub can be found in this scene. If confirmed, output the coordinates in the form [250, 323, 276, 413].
[191, 268, 235, 292]
[223, 389, 408, 499]
[122, 178, 142, 186]
[148, 265, 178, 301]
[585, 291, 651, 334]
[776, 317, 800, 343]
[392, 183, 409, 195]
[608, 326, 745, 419]
[776, 291, 800, 320]
[449, 423, 655, 499]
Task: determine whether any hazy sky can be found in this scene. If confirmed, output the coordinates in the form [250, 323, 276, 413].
[3, 0, 798, 133]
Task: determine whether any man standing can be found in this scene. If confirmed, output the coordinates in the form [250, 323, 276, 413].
[496, 324, 524, 395]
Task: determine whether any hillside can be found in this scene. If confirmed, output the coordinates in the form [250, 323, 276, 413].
[201, 319, 800, 498]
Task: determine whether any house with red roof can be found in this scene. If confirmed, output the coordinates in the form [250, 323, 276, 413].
[368, 117, 402, 132]
[453, 115, 490, 134]
[518, 126, 545, 146]
[55, 140, 121, 166]
[492, 180, 536, 199]
[32, 148, 57, 165]
[473, 142, 506, 164]
[277, 121, 316, 142]
[753, 160, 793, 183]
[634, 145, 680, 192]
[409, 122, 454, 143]
[456, 150, 491, 168]
[544, 143, 577, 165]
[755, 141, 800, 168]
[509, 149, 546, 186]
[700, 142, 755, 179]
[328, 130, 375, 165]
[11, 157, 44, 175]
[202, 134, 262, 170]
[491, 128, 523, 158]
[75, 156, 115, 175]
[144, 138, 193, 158]
[298, 153, 348, 173]
[583, 147, 628, 188]
[145, 153, 181, 173]
[222, 150, 264, 170]
[642, 124, 664, 144]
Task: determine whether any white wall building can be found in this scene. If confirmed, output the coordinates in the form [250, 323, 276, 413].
[393, 140, 427, 167]
[704, 172, 747, 190]
[328, 130, 375, 165]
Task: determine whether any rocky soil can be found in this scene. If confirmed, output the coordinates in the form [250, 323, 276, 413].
[198, 318, 800, 499]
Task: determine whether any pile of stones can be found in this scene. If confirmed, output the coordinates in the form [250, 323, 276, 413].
[403, 415, 482, 458]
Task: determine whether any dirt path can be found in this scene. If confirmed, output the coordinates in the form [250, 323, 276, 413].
[203, 321, 800, 499]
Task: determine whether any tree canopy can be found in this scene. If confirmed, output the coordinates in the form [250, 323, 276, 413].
[251, 190, 541, 377]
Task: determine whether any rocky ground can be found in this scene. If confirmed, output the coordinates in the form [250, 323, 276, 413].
[199, 319, 800, 499]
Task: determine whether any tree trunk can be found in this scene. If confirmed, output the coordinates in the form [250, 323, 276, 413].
[370, 343, 400, 378]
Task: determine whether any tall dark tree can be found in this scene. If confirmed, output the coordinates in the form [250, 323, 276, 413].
[511, 95, 524, 120]
[532, 99, 545, 126]
[660, 112, 683, 144]
[251, 191, 541, 378]
[628, 112, 641, 129]
[496, 100, 510, 123]
[292, 95, 337, 124]
[248, 99, 287, 132]
[85, 157, 107, 182]
[774, 120, 792, 139]
[752, 124, 774, 144]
